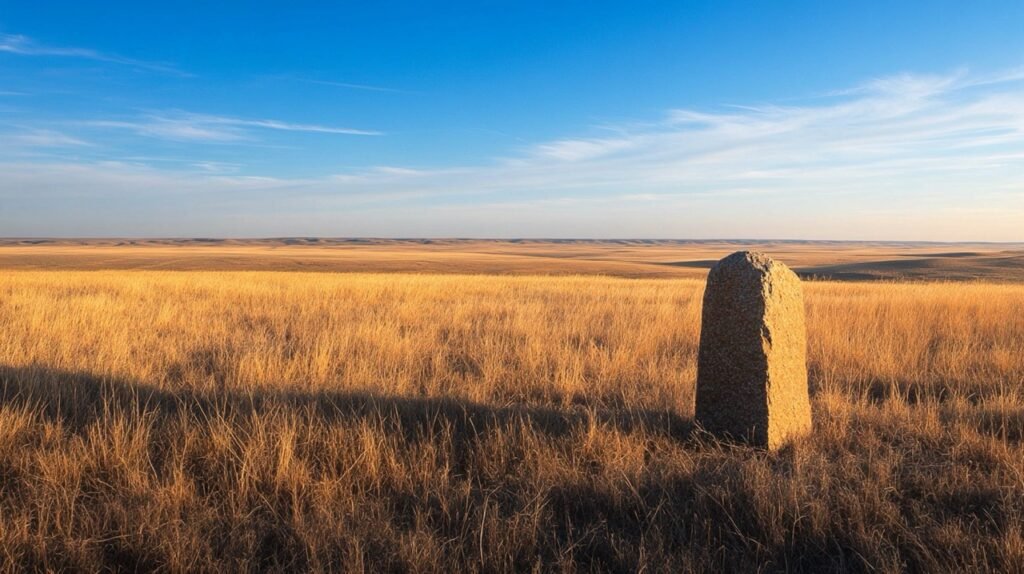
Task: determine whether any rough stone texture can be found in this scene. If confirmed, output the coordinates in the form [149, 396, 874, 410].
[694, 251, 812, 450]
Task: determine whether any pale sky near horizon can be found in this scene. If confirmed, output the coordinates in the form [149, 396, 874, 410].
[2, 1, 1023, 240]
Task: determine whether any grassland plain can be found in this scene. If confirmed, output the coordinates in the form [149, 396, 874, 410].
[3, 239, 1024, 281]
[2, 270, 1024, 572]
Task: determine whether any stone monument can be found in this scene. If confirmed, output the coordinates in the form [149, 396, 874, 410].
[694, 251, 812, 450]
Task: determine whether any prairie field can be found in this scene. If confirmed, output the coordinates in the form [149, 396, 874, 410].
[2, 257, 1024, 573]
[4, 238, 1024, 281]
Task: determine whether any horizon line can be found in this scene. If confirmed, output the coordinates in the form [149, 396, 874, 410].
[2, 236, 1023, 245]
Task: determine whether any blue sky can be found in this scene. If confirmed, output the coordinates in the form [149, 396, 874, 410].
[2, 1, 1023, 240]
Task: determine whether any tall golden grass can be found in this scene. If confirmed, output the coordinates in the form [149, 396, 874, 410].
[1, 271, 1023, 572]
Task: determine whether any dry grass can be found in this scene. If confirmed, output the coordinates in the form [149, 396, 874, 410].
[3, 239, 1024, 281]
[1, 270, 1024, 572]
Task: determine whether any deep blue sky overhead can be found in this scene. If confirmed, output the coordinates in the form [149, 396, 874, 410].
[2, 1, 1023, 239]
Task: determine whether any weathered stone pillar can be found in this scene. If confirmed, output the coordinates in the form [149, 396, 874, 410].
[694, 251, 811, 450]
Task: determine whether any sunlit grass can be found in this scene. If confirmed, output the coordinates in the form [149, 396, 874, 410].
[1, 271, 1023, 571]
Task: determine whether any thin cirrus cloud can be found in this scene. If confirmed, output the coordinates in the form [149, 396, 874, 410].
[0, 128, 90, 151]
[299, 78, 404, 93]
[82, 112, 383, 142]
[2, 67, 1024, 239]
[0, 33, 189, 76]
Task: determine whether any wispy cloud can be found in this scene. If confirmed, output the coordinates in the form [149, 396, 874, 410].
[821, 67, 1024, 99]
[191, 161, 242, 174]
[3, 128, 89, 148]
[300, 78, 404, 93]
[218, 116, 382, 135]
[3, 67, 1024, 240]
[0, 33, 188, 76]
[532, 137, 639, 161]
[83, 111, 382, 141]
[85, 118, 244, 142]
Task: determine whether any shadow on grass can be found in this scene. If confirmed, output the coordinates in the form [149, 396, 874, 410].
[2, 363, 847, 573]
[2, 363, 1014, 572]
[0, 363, 694, 444]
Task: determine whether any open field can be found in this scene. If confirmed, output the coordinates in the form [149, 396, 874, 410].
[2, 264, 1024, 571]
[3, 239, 1024, 281]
